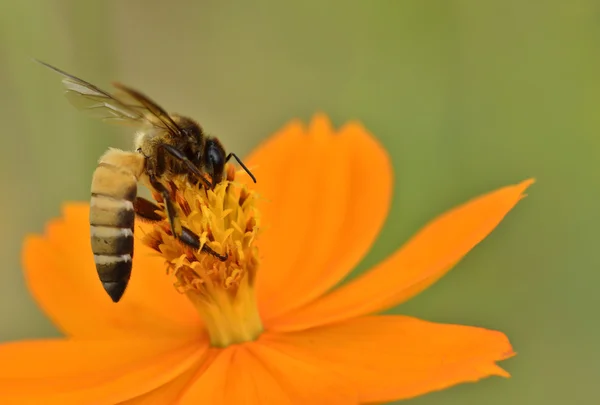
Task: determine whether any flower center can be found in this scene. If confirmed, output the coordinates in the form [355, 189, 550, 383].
[141, 165, 263, 347]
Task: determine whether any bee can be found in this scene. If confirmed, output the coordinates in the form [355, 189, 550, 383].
[37, 60, 256, 303]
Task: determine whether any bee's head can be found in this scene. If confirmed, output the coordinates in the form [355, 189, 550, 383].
[202, 137, 226, 186]
[172, 115, 226, 187]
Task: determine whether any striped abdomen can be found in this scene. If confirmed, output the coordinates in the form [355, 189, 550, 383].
[90, 149, 144, 302]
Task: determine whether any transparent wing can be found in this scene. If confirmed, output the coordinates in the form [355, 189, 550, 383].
[37, 60, 179, 132]
[111, 82, 182, 134]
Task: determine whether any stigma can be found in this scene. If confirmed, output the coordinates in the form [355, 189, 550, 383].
[141, 165, 263, 347]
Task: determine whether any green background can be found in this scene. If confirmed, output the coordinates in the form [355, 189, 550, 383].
[0, 1, 596, 404]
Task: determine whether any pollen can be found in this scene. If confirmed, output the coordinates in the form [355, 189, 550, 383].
[141, 165, 263, 347]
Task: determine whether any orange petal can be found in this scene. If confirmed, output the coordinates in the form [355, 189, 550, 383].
[245, 114, 392, 321]
[248, 342, 359, 405]
[178, 347, 232, 404]
[24, 203, 201, 339]
[263, 316, 514, 403]
[119, 365, 200, 405]
[180, 342, 358, 405]
[224, 346, 293, 405]
[271, 179, 533, 331]
[179, 346, 294, 405]
[0, 338, 206, 404]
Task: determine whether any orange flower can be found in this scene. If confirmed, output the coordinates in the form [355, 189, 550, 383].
[0, 114, 532, 405]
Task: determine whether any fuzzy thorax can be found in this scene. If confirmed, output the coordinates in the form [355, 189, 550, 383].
[141, 165, 262, 347]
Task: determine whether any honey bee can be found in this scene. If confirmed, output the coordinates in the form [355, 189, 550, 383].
[37, 60, 256, 303]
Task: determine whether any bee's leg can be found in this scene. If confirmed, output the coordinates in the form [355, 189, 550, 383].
[225, 153, 257, 183]
[148, 174, 182, 237]
[133, 197, 163, 222]
[137, 184, 227, 262]
[178, 225, 228, 261]
[158, 144, 213, 188]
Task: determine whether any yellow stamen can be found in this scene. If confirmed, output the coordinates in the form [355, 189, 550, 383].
[141, 165, 263, 347]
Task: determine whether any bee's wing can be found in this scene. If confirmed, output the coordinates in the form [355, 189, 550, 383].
[37, 60, 179, 133]
[112, 82, 183, 135]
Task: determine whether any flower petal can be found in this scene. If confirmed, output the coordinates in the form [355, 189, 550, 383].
[118, 366, 200, 405]
[24, 203, 201, 339]
[0, 338, 206, 404]
[180, 342, 358, 405]
[178, 348, 232, 404]
[246, 114, 392, 321]
[248, 342, 359, 405]
[271, 179, 533, 331]
[179, 346, 293, 405]
[224, 346, 293, 405]
[263, 316, 514, 403]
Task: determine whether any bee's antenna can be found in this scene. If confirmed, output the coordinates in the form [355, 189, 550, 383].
[225, 153, 257, 183]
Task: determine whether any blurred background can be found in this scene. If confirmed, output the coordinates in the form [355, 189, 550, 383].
[0, 1, 597, 404]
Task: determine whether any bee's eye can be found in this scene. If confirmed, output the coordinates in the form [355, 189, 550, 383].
[207, 144, 223, 168]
